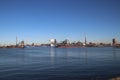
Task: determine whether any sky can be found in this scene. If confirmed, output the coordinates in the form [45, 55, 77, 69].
[0, 0, 120, 45]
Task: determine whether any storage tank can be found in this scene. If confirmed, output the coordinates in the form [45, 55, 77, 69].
[50, 39, 56, 47]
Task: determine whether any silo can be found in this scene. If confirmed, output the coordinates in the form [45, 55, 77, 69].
[50, 39, 56, 47]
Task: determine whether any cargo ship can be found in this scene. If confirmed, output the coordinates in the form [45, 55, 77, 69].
[114, 44, 120, 48]
[57, 45, 83, 48]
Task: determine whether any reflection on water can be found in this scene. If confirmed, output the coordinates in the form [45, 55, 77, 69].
[50, 47, 55, 65]
[113, 48, 117, 62]
[0, 47, 120, 80]
[82, 48, 88, 64]
[50, 47, 55, 57]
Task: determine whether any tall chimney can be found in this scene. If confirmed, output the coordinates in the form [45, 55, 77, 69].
[85, 33, 87, 46]
[16, 36, 18, 46]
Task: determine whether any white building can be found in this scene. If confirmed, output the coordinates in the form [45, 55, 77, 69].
[50, 39, 57, 47]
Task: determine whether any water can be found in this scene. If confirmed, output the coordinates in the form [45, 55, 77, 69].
[0, 47, 120, 80]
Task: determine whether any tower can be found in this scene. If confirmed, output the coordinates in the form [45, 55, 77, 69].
[85, 33, 87, 46]
[16, 36, 18, 46]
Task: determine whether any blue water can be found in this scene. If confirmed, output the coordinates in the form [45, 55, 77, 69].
[0, 47, 120, 80]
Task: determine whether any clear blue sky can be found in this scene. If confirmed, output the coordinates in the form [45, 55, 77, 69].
[0, 0, 120, 45]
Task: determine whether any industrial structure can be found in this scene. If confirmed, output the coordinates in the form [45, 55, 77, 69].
[112, 38, 117, 46]
[112, 38, 120, 48]
[49, 39, 57, 47]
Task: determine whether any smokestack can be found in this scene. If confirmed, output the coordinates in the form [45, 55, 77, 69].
[16, 36, 18, 46]
[85, 33, 87, 46]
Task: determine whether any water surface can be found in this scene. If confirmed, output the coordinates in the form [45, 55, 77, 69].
[0, 47, 120, 80]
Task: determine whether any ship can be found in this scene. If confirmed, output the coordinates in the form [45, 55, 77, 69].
[114, 44, 120, 48]
[56, 45, 83, 48]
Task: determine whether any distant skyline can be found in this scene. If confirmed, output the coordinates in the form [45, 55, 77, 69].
[0, 0, 120, 45]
